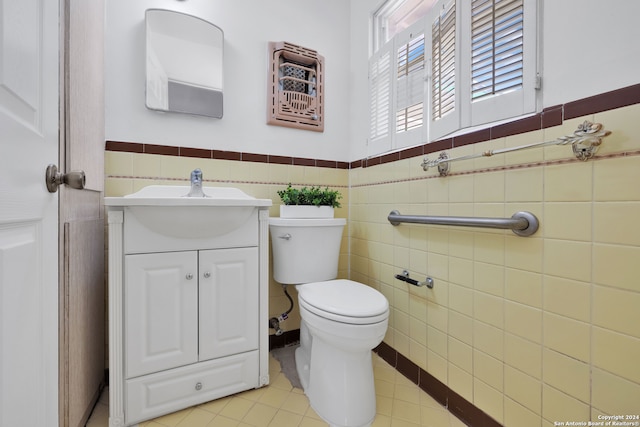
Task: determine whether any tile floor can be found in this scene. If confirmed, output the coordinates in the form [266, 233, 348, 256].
[86, 352, 467, 427]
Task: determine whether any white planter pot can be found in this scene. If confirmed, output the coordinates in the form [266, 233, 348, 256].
[279, 205, 335, 218]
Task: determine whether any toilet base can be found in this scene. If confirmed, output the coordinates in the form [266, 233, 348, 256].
[295, 321, 376, 427]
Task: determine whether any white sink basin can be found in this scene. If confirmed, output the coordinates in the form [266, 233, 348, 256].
[105, 185, 272, 239]
[105, 185, 272, 207]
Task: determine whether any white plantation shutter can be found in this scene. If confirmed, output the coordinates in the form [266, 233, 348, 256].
[471, 0, 523, 99]
[368, 44, 393, 154]
[393, 20, 426, 149]
[429, 0, 460, 140]
[465, 0, 536, 126]
[396, 33, 424, 133]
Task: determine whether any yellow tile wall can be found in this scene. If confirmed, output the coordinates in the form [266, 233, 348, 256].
[349, 104, 640, 426]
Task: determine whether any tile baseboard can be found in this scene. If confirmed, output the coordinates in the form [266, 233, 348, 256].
[374, 341, 502, 427]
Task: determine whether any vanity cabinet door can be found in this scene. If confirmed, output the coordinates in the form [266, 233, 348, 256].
[199, 247, 259, 361]
[125, 251, 198, 378]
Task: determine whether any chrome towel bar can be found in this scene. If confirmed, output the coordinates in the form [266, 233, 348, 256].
[388, 210, 539, 237]
[420, 121, 612, 176]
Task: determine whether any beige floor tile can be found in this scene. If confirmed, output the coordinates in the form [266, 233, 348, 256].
[236, 387, 267, 402]
[268, 410, 303, 427]
[199, 396, 232, 414]
[394, 383, 421, 404]
[389, 418, 421, 427]
[176, 408, 215, 427]
[420, 405, 452, 427]
[241, 402, 278, 427]
[375, 379, 396, 398]
[279, 391, 310, 415]
[258, 387, 290, 408]
[304, 405, 324, 420]
[153, 408, 192, 426]
[391, 400, 422, 424]
[208, 415, 240, 427]
[376, 395, 394, 416]
[299, 416, 330, 427]
[372, 414, 392, 427]
[419, 392, 444, 409]
[218, 397, 255, 421]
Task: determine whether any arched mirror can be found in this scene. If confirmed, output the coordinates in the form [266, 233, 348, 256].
[145, 9, 223, 118]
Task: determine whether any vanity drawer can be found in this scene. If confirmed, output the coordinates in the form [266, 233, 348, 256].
[125, 351, 259, 425]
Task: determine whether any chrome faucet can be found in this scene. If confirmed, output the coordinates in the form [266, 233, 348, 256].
[187, 168, 205, 197]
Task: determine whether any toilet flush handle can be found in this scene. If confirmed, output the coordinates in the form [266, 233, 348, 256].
[278, 233, 292, 240]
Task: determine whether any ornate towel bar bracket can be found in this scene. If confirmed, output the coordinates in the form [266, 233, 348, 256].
[421, 121, 612, 176]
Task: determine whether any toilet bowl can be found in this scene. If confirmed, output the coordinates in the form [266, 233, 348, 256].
[295, 279, 388, 427]
[269, 218, 390, 427]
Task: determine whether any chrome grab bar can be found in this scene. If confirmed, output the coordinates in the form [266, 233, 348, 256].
[387, 210, 539, 237]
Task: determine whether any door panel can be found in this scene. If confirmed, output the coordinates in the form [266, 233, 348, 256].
[0, 223, 49, 427]
[125, 251, 199, 378]
[63, 219, 105, 426]
[0, 0, 59, 425]
[199, 247, 259, 361]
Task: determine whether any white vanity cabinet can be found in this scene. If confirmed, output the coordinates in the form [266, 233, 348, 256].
[106, 186, 271, 427]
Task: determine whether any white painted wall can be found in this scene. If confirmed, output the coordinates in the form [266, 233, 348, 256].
[105, 0, 351, 161]
[347, 0, 640, 161]
[541, 0, 640, 107]
[106, 0, 640, 163]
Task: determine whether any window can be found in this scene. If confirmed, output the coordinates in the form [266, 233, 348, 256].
[369, 0, 537, 156]
[373, 0, 436, 51]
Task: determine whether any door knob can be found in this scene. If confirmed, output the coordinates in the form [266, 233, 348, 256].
[46, 164, 85, 193]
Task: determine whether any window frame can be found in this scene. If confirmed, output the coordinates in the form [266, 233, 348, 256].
[461, 0, 537, 128]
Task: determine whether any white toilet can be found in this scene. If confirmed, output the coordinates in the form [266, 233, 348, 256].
[269, 217, 389, 427]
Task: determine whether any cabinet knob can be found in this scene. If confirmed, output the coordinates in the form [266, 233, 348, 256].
[195, 382, 202, 391]
[203, 272, 211, 278]
[186, 273, 193, 280]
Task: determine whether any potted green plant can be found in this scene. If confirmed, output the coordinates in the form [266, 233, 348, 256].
[277, 184, 342, 218]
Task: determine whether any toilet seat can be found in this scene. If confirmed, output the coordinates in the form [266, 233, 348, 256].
[297, 279, 389, 325]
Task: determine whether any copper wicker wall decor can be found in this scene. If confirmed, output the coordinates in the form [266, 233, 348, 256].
[267, 41, 324, 132]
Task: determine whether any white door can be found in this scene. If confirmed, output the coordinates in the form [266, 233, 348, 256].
[125, 251, 199, 378]
[0, 0, 60, 426]
[199, 247, 259, 361]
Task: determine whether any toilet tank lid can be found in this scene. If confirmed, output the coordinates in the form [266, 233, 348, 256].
[298, 279, 389, 318]
[269, 217, 346, 226]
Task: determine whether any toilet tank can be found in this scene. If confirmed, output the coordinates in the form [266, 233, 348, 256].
[269, 217, 346, 284]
